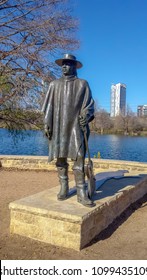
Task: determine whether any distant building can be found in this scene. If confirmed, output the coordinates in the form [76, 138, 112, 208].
[137, 105, 147, 117]
[110, 83, 126, 117]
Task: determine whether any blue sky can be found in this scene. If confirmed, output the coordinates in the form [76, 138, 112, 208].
[71, 0, 147, 113]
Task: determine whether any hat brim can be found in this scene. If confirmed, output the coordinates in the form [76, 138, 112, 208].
[55, 58, 83, 69]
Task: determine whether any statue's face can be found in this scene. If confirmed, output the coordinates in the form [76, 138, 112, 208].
[62, 60, 76, 76]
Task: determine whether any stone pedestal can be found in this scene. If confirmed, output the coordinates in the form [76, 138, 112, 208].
[9, 176, 147, 250]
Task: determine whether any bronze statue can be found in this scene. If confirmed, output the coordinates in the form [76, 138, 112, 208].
[42, 54, 95, 207]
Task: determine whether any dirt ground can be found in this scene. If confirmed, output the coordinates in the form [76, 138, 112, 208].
[0, 169, 147, 260]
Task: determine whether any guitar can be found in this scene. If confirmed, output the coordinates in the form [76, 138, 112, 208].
[83, 128, 96, 199]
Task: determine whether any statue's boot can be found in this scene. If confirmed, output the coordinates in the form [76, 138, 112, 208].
[76, 184, 95, 207]
[73, 169, 95, 207]
[57, 167, 69, 200]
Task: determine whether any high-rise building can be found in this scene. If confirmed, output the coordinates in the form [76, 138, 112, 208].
[110, 83, 126, 117]
[137, 105, 147, 117]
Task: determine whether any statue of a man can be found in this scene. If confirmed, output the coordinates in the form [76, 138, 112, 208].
[42, 54, 95, 207]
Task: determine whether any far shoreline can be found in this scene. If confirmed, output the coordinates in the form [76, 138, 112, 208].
[1, 126, 147, 137]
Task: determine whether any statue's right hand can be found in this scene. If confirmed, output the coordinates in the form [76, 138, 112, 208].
[44, 125, 52, 140]
[79, 115, 87, 132]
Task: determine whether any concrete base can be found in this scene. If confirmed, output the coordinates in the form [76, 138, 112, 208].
[9, 175, 147, 251]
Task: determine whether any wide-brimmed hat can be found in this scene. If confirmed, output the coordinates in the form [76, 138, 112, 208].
[55, 54, 83, 69]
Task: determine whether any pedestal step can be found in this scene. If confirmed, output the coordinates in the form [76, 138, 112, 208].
[9, 176, 147, 250]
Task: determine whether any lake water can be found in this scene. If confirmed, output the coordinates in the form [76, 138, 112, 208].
[0, 128, 147, 163]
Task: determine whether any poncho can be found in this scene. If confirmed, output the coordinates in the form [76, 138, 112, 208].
[42, 75, 94, 161]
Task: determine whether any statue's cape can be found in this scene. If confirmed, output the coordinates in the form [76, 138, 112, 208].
[42, 76, 94, 161]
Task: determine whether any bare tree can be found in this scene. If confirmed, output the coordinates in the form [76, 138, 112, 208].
[95, 109, 112, 134]
[138, 116, 147, 132]
[113, 106, 145, 135]
[0, 0, 79, 129]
